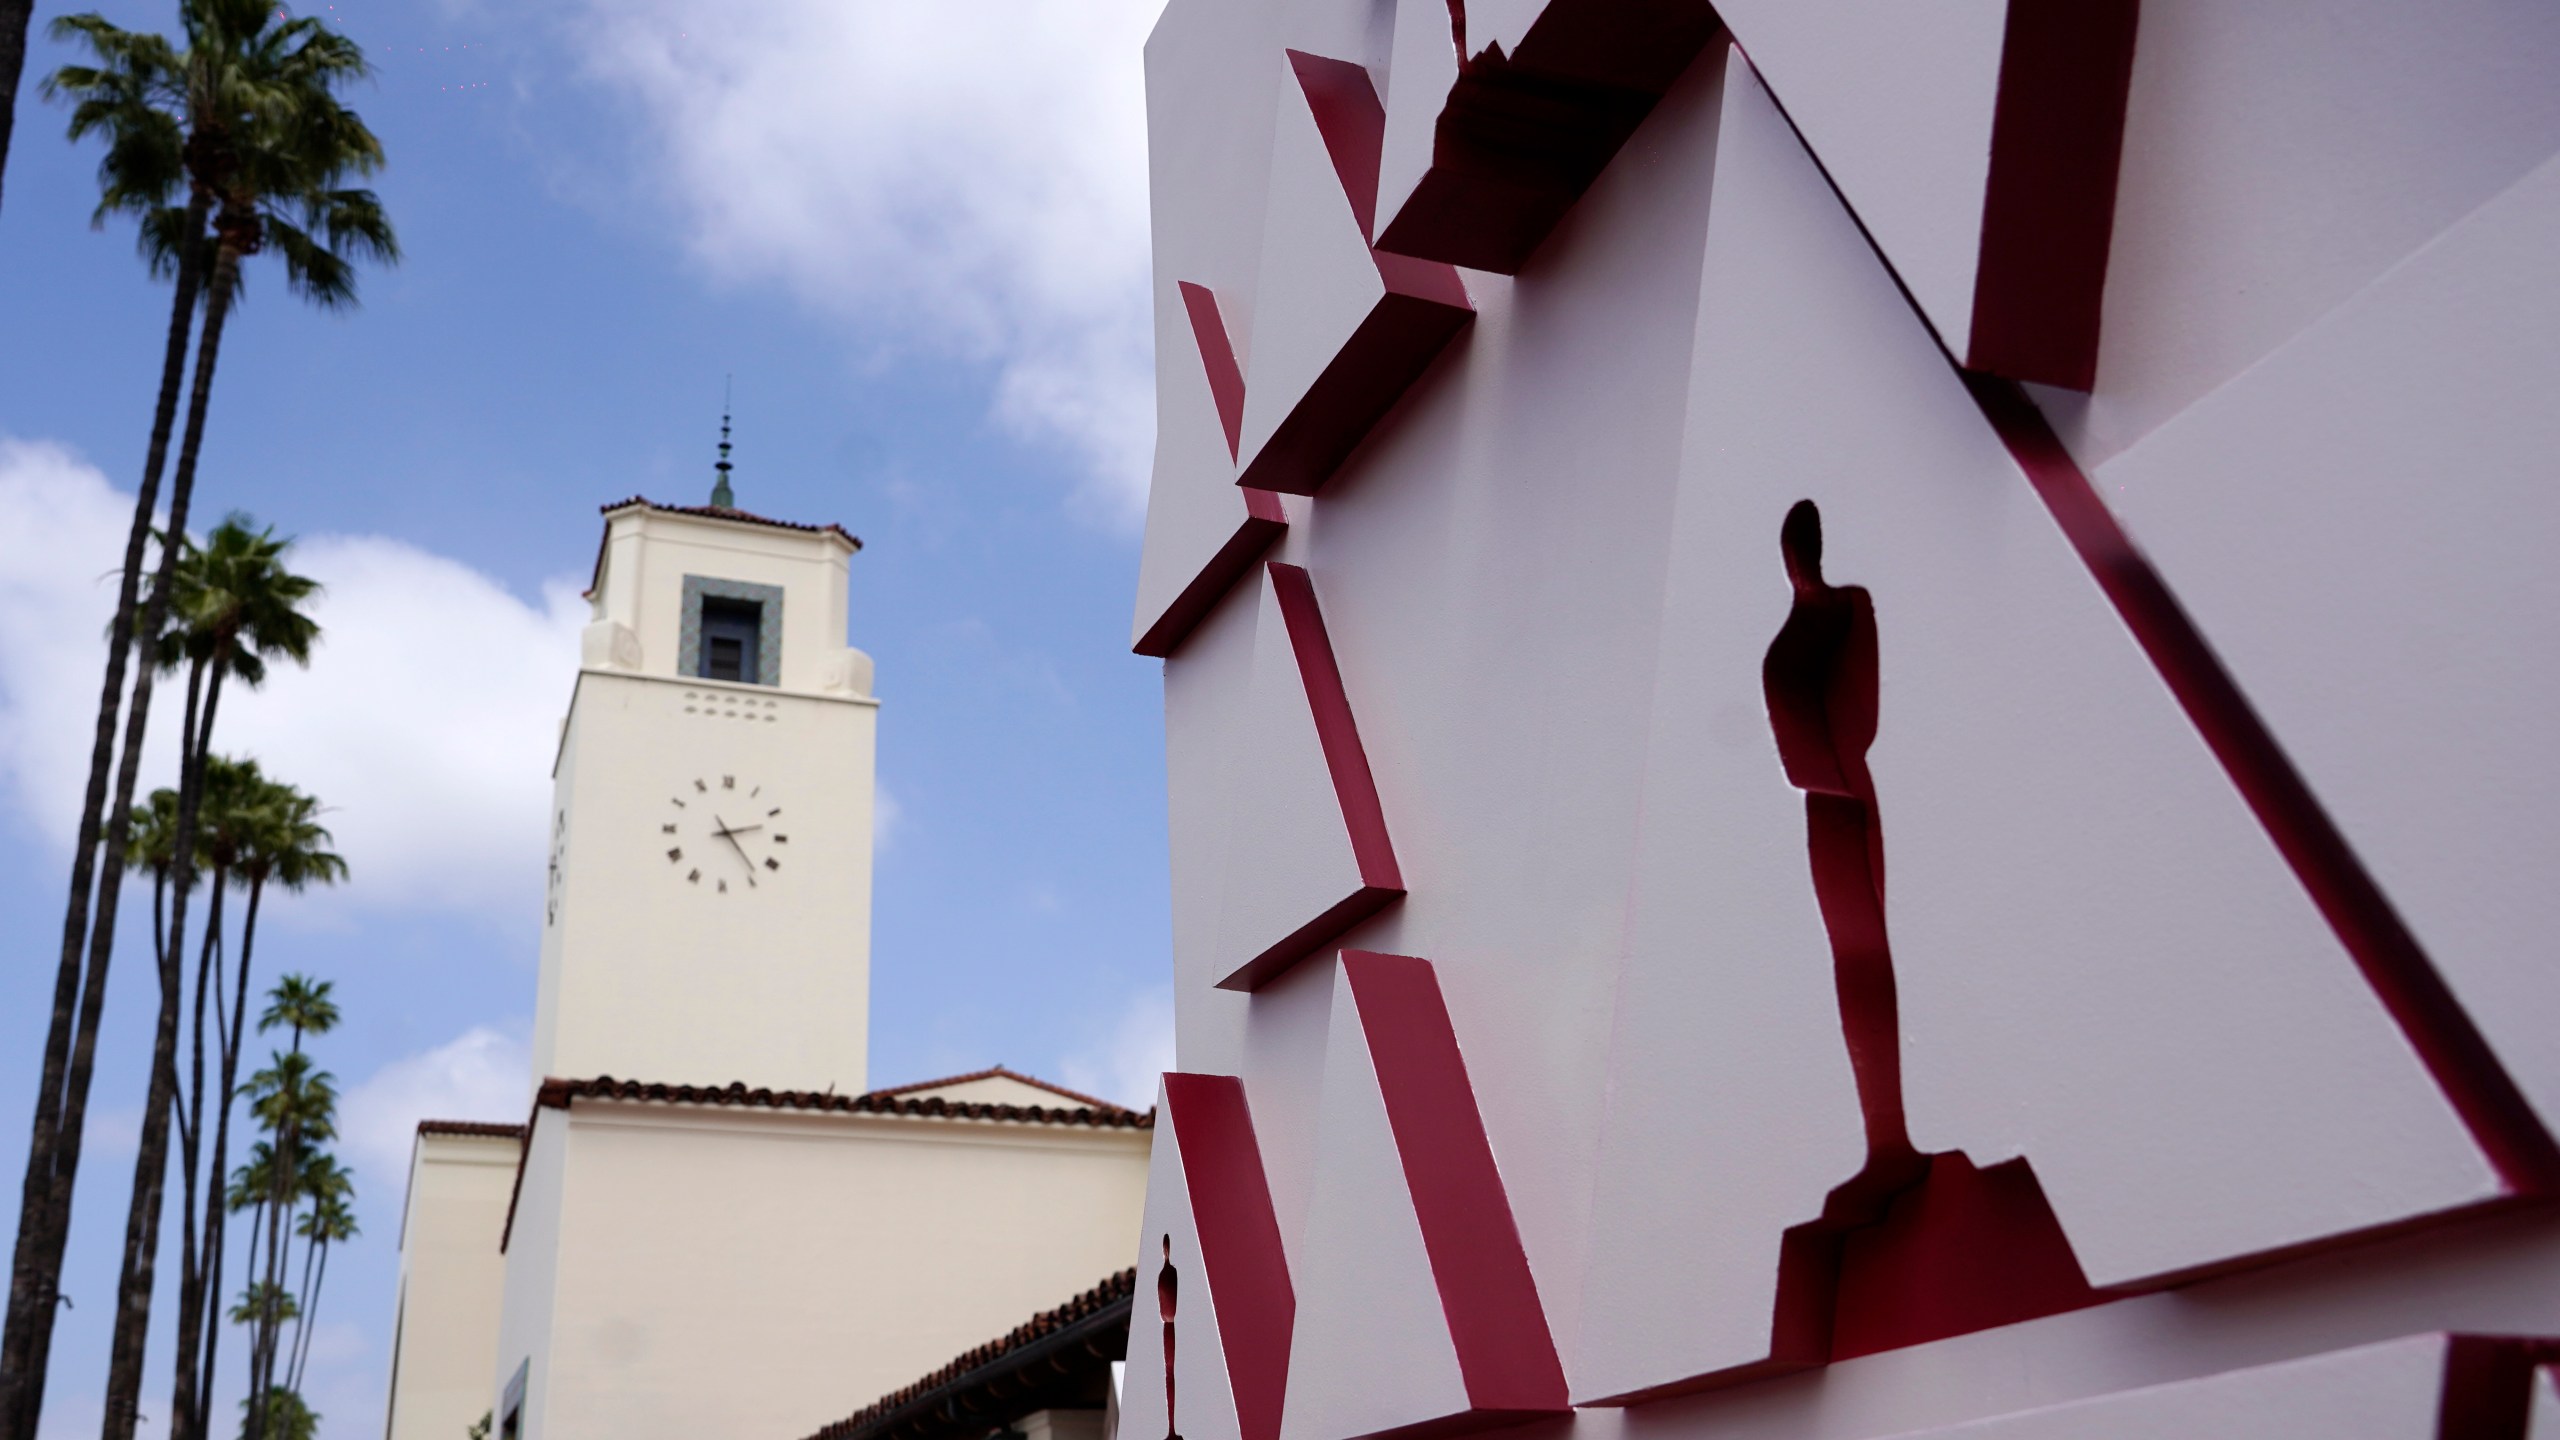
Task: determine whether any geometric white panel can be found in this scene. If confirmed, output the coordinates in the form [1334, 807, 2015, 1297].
[1277, 969, 1470, 1440]
[1123, 1083, 1250, 1440]
[1712, 0, 2011, 369]
[1214, 567, 1401, 989]
[1876, 1333, 2455, 1440]
[2096, 148, 2560, 1162]
[1711, 55, 2501, 1288]
[1576, 62, 2500, 1403]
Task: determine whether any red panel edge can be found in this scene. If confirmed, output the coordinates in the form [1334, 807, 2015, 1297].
[1964, 0, 2139, 389]
[1238, 51, 1471, 499]
[1181, 281, 1251, 461]
[1340, 1408, 1569, 1440]
[2437, 1335, 2560, 1440]
[1969, 374, 2560, 1196]
[1165, 1073, 1298, 1440]
[1281, 48, 1472, 305]
[1238, 293, 1474, 497]
[1343, 951, 1571, 1415]
[1214, 887, 1403, 993]
[1372, 0, 1724, 274]
[1266, 564, 1404, 891]
[1132, 499, 1289, 660]
[1287, 51, 1388, 241]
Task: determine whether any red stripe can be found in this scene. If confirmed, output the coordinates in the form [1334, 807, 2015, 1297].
[1267, 564, 1403, 890]
[1965, 0, 2139, 388]
[1343, 951, 1570, 1415]
[1165, 1073, 1296, 1440]
[1969, 373, 2560, 1195]
[1131, 503, 1290, 660]
[1287, 51, 1387, 240]
[2436, 1336, 2560, 1440]
[1180, 282, 1250, 461]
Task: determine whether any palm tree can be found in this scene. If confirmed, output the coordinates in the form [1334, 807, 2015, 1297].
[260, 976, 337, 1057]
[5, 20, 198, 1428]
[224, 1281, 296, 1341]
[238, 1048, 334, 1440]
[154, 758, 297, 1440]
[236, 1387, 314, 1440]
[184, 799, 341, 1440]
[283, 1160, 353, 1392]
[7, 7, 393, 1430]
[123, 785, 191, 967]
[108, 521, 323, 1440]
[122, 758, 244, 1440]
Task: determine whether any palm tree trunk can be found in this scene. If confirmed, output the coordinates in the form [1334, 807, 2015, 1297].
[0, 0, 29, 215]
[283, 1224, 318, 1393]
[193, 871, 262, 1440]
[250, 1111, 292, 1440]
[0, 190, 210, 1440]
[165, 877, 227, 1440]
[100, 241, 244, 1440]
[287, 1240, 328, 1394]
[99, 646, 204, 1440]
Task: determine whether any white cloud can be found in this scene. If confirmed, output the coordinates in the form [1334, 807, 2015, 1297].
[569, 0, 1163, 523]
[0, 438, 588, 922]
[338, 1025, 531, 1190]
[1061, 986, 1173, 1110]
[873, 782, 903, 853]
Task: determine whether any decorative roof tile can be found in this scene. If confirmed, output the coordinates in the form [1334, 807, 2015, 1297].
[533, 1075, 1152, 1128]
[414, 1119, 526, 1140]
[803, 1270, 1136, 1440]
[599, 496, 861, 548]
[498, 1075, 1153, 1253]
[870, 1065, 1127, 1114]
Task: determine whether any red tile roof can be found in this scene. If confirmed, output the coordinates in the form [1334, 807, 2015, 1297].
[802, 1269, 1135, 1440]
[415, 1119, 526, 1140]
[498, 1075, 1153, 1253]
[599, 496, 861, 549]
[534, 1075, 1151, 1127]
[870, 1065, 1127, 1115]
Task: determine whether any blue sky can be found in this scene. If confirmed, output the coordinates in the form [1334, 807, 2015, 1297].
[0, 0, 1171, 1433]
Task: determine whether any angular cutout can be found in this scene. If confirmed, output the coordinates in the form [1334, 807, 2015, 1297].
[1374, 0, 1724, 272]
[1235, 53, 1474, 498]
[1133, 284, 1291, 659]
[1217, 565, 1404, 991]
[1284, 954, 1568, 1440]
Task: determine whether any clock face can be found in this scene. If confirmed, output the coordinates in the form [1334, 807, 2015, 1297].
[662, 774, 791, 895]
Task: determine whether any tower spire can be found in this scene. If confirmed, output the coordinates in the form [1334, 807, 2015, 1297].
[710, 377, 737, 509]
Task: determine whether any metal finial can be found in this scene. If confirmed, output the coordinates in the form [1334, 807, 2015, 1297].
[710, 376, 736, 509]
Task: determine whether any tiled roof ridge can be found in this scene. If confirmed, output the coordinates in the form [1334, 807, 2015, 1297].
[600, 495, 861, 548]
[500, 1077, 1150, 1253]
[803, 1269, 1137, 1440]
[533, 1075, 1155, 1128]
[871, 1064, 1127, 1115]
[415, 1119, 526, 1139]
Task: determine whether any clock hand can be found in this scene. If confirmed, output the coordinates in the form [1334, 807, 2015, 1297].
[713, 819, 759, 886]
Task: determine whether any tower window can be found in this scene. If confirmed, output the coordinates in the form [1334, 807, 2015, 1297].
[700, 597, 762, 682]
[680, 575, 785, 686]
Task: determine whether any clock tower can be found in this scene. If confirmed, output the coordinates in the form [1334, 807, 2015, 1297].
[533, 434, 878, 1094]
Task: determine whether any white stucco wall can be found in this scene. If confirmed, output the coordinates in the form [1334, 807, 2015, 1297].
[492, 1103, 1150, 1440]
[537, 506, 880, 1096]
[493, 1116, 570, 1440]
[385, 1131, 522, 1440]
[535, 669, 877, 1094]
[586, 506, 860, 695]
